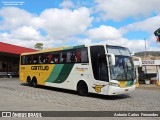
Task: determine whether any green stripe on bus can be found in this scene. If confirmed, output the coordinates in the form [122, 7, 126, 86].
[126, 81, 134, 86]
[73, 45, 85, 49]
[45, 64, 64, 83]
[53, 64, 74, 83]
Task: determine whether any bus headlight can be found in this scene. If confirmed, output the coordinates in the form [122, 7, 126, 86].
[109, 82, 119, 87]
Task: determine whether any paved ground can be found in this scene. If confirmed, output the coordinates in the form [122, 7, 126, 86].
[0, 78, 160, 120]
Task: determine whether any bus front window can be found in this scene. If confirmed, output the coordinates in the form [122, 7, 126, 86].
[107, 46, 135, 81]
[110, 56, 135, 80]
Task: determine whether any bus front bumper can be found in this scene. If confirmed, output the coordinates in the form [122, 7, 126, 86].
[107, 85, 136, 95]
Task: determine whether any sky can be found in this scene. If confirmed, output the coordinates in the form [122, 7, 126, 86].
[0, 0, 160, 52]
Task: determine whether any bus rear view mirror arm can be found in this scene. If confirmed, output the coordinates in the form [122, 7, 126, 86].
[106, 53, 115, 66]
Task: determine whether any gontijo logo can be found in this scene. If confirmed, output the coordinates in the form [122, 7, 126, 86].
[31, 66, 49, 70]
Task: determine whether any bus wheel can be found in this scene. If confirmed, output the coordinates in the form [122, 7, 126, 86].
[27, 77, 31, 86]
[77, 81, 88, 96]
[32, 77, 38, 88]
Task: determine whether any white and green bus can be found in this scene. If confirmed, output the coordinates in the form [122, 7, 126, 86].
[20, 44, 136, 96]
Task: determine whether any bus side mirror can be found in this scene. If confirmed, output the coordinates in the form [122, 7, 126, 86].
[106, 53, 115, 66]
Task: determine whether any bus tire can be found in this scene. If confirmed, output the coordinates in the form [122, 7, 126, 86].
[77, 81, 88, 96]
[27, 77, 31, 86]
[32, 77, 38, 88]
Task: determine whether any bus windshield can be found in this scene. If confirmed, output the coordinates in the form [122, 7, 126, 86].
[106, 46, 135, 81]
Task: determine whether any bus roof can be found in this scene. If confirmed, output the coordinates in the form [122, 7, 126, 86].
[21, 44, 127, 55]
[21, 45, 86, 55]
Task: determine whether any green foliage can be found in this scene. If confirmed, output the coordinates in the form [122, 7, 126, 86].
[34, 43, 43, 50]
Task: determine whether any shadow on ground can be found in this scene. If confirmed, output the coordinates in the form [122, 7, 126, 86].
[21, 83, 131, 100]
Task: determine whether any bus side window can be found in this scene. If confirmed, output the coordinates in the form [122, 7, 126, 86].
[75, 50, 81, 62]
[51, 52, 59, 64]
[27, 56, 32, 64]
[69, 48, 88, 63]
[21, 56, 26, 65]
[39, 53, 48, 64]
[33, 56, 38, 64]
[38, 54, 42, 64]
[70, 51, 77, 63]
[60, 52, 67, 63]
[48, 54, 53, 63]
[81, 48, 88, 63]
[54, 57, 59, 63]
[48, 52, 55, 63]
[66, 51, 72, 63]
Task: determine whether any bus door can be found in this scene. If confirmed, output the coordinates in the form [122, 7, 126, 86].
[90, 46, 109, 93]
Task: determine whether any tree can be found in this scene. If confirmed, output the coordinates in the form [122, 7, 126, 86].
[154, 28, 160, 42]
[34, 43, 43, 50]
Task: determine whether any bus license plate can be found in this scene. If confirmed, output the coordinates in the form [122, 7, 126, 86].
[125, 89, 128, 92]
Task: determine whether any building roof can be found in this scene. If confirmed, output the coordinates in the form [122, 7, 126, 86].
[0, 42, 37, 55]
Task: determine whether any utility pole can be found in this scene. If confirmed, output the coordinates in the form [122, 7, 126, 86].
[144, 38, 147, 78]
[144, 38, 146, 58]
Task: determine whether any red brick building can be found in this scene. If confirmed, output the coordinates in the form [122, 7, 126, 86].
[0, 42, 36, 76]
